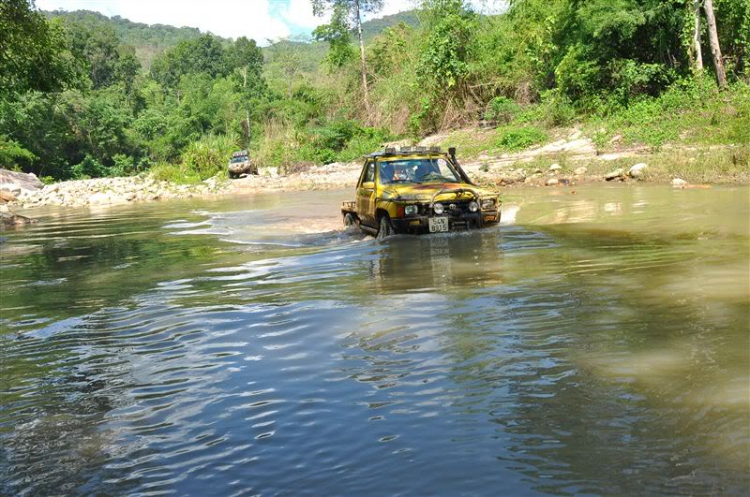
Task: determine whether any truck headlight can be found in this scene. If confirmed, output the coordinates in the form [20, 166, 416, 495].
[481, 198, 496, 210]
[469, 201, 479, 212]
[405, 205, 418, 216]
[433, 203, 444, 215]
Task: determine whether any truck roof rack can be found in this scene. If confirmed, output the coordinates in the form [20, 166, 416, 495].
[367, 146, 445, 158]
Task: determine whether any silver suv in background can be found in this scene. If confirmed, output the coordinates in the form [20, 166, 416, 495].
[228, 150, 258, 178]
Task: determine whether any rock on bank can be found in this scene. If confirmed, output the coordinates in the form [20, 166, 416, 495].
[3, 173, 227, 209]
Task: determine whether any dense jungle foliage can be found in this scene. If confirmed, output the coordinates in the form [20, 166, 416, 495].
[1, 0, 748, 182]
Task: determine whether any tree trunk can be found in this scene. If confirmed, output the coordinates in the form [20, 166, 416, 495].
[703, 0, 728, 88]
[692, 0, 704, 73]
[242, 66, 251, 147]
[354, 0, 371, 113]
[245, 109, 251, 148]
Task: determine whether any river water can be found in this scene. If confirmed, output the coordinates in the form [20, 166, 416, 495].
[1, 186, 748, 496]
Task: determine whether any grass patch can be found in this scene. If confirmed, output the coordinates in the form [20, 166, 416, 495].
[496, 125, 548, 152]
[437, 125, 552, 160]
[583, 81, 750, 153]
[436, 128, 498, 159]
[149, 163, 203, 184]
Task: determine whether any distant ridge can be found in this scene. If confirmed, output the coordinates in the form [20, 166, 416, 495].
[43, 9, 419, 69]
[44, 9, 228, 69]
[361, 10, 419, 43]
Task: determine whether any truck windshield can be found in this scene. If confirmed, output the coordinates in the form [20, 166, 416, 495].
[230, 157, 247, 163]
[378, 158, 461, 185]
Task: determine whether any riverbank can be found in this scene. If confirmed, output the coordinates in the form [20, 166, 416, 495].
[3, 174, 230, 210]
[2, 137, 747, 215]
[428, 127, 750, 186]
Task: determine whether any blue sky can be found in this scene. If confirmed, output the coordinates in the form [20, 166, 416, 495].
[36, 1, 505, 43]
[36, 0, 420, 43]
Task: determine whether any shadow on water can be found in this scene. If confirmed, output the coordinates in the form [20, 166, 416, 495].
[1, 187, 748, 495]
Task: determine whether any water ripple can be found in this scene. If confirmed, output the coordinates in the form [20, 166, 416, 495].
[1, 188, 748, 496]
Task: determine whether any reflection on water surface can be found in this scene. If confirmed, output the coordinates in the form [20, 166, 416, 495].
[1, 186, 748, 495]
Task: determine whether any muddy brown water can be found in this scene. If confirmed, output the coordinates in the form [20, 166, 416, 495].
[1, 186, 748, 495]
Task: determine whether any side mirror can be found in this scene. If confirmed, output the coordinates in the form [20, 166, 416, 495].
[361, 181, 375, 190]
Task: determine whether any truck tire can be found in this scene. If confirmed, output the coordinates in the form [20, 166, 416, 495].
[343, 213, 356, 228]
[377, 214, 394, 239]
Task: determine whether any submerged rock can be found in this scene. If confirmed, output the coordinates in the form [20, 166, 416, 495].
[546, 178, 559, 186]
[672, 178, 688, 188]
[1, 210, 37, 228]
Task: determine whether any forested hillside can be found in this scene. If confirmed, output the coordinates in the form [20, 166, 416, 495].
[43, 10, 212, 70]
[1, 0, 748, 183]
[41, 9, 418, 71]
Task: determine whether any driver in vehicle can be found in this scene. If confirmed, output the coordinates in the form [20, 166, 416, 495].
[379, 159, 457, 185]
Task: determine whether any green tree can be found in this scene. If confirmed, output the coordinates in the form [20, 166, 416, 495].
[226, 37, 267, 145]
[0, 0, 73, 93]
[0, 135, 36, 170]
[312, 0, 384, 111]
[313, 3, 356, 70]
[150, 34, 228, 95]
[62, 20, 141, 91]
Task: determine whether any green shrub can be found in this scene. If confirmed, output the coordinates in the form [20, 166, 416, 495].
[337, 127, 391, 162]
[180, 134, 237, 180]
[514, 105, 545, 124]
[540, 91, 577, 126]
[255, 120, 391, 170]
[312, 119, 360, 152]
[109, 154, 136, 177]
[496, 126, 547, 151]
[72, 155, 107, 179]
[484, 97, 520, 124]
[592, 128, 609, 154]
[149, 163, 202, 184]
[0, 135, 37, 170]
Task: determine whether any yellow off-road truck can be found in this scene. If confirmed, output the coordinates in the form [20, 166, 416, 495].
[341, 147, 501, 238]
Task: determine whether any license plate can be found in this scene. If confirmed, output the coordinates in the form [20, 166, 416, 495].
[429, 217, 449, 233]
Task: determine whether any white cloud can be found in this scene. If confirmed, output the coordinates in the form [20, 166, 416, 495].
[37, 0, 291, 42]
[278, 0, 327, 30]
[377, 0, 418, 18]
[35, 0, 504, 44]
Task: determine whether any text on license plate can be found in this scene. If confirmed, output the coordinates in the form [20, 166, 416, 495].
[429, 217, 449, 233]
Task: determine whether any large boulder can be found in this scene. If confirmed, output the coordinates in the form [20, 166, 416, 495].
[0, 169, 44, 194]
[628, 163, 648, 178]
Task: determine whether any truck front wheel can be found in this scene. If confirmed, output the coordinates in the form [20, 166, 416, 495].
[377, 214, 394, 239]
[343, 213, 356, 228]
